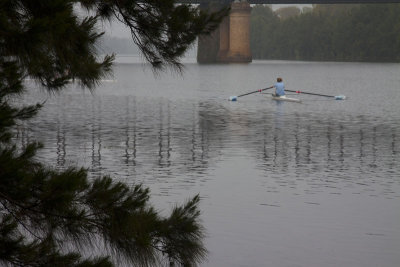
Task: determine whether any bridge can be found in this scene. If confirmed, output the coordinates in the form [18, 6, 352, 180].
[180, 0, 399, 4]
[177, 0, 399, 63]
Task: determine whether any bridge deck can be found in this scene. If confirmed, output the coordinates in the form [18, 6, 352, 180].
[179, 0, 400, 4]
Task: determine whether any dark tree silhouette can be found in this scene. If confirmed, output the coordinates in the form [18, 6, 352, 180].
[0, 0, 227, 266]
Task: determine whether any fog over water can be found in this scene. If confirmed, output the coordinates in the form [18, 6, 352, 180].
[19, 57, 400, 267]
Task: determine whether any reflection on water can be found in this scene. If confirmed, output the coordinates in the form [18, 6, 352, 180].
[17, 94, 400, 199]
[16, 60, 400, 267]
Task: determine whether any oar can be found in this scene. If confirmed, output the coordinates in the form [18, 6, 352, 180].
[286, 90, 346, 100]
[229, 86, 274, 101]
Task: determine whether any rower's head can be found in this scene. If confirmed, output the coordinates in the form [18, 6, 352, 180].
[277, 77, 282, 82]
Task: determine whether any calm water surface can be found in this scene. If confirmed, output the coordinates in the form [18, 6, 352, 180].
[19, 57, 400, 267]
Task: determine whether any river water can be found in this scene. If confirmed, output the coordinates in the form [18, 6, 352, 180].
[19, 56, 400, 267]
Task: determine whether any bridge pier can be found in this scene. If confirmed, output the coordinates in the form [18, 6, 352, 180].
[197, 1, 252, 63]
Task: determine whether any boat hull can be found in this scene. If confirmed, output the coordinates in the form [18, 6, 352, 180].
[271, 95, 301, 103]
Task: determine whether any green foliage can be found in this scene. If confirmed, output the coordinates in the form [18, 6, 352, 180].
[275, 6, 301, 20]
[250, 5, 279, 59]
[0, 0, 225, 266]
[251, 4, 400, 62]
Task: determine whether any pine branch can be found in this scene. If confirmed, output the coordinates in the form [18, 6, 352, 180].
[1, 1, 219, 266]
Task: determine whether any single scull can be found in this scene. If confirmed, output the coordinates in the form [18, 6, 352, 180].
[271, 94, 302, 103]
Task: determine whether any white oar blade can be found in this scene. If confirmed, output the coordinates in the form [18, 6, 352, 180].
[229, 96, 238, 101]
[334, 95, 346, 100]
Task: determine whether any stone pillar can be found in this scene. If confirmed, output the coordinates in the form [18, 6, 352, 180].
[216, 16, 229, 61]
[224, 1, 252, 62]
[197, 1, 252, 63]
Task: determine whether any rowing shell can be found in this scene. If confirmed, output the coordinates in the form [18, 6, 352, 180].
[271, 95, 301, 103]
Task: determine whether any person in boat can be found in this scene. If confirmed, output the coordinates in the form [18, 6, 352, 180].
[273, 77, 285, 97]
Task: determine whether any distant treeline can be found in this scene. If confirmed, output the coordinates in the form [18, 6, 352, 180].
[251, 4, 400, 62]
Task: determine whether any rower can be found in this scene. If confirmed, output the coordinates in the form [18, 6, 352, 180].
[272, 77, 285, 97]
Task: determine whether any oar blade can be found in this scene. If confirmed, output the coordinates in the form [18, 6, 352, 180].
[334, 95, 346, 100]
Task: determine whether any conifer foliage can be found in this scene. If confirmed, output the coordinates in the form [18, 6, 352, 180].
[0, 0, 226, 266]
